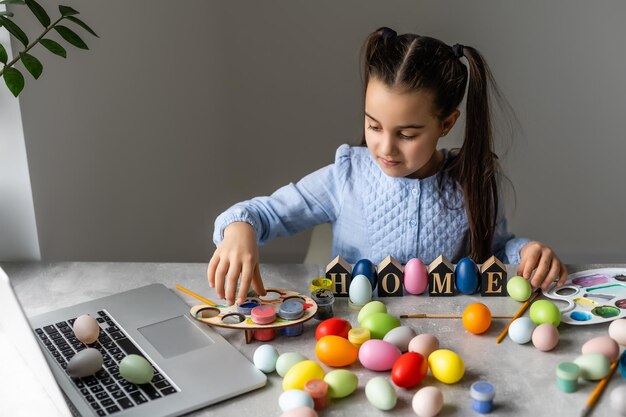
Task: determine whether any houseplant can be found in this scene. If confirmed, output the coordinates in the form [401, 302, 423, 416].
[0, 0, 97, 97]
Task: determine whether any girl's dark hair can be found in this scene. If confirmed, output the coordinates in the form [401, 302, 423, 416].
[360, 27, 505, 262]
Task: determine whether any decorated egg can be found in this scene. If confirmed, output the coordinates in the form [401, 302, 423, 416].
[532, 323, 559, 352]
[365, 377, 397, 410]
[529, 300, 561, 326]
[280, 407, 318, 417]
[582, 336, 620, 362]
[352, 259, 377, 290]
[428, 349, 464, 384]
[408, 334, 440, 358]
[359, 339, 401, 371]
[507, 276, 533, 302]
[357, 300, 387, 323]
[72, 314, 100, 344]
[391, 352, 428, 388]
[360, 312, 400, 339]
[609, 319, 626, 345]
[276, 352, 308, 377]
[508, 317, 536, 344]
[610, 386, 626, 416]
[383, 325, 416, 352]
[66, 347, 103, 378]
[324, 369, 358, 398]
[412, 386, 444, 417]
[404, 258, 428, 295]
[283, 360, 325, 391]
[462, 303, 492, 334]
[315, 335, 358, 367]
[349, 274, 373, 306]
[455, 257, 479, 294]
[315, 317, 351, 340]
[253, 344, 279, 373]
[119, 354, 154, 384]
[278, 389, 314, 412]
[574, 353, 611, 380]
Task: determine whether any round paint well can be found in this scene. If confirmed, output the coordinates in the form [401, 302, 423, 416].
[616, 299, 626, 309]
[615, 274, 626, 282]
[570, 311, 592, 321]
[196, 307, 220, 319]
[555, 287, 578, 296]
[221, 313, 245, 324]
[591, 306, 620, 318]
[259, 290, 282, 302]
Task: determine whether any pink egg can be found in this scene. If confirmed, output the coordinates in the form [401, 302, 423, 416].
[404, 258, 428, 295]
[359, 339, 401, 371]
[408, 334, 440, 359]
[532, 323, 559, 352]
[280, 406, 318, 417]
[582, 336, 620, 362]
[73, 314, 100, 344]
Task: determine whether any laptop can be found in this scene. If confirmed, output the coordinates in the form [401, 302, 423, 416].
[0, 266, 266, 416]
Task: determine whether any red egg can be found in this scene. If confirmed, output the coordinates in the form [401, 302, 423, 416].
[391, 352, 428, 388]
[315, 318, 352, 340]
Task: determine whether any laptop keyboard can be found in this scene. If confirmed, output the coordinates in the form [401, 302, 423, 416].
[35, 310, 178, 416]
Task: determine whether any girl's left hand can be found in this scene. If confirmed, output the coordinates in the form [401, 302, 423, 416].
[517, 241, 568, 291]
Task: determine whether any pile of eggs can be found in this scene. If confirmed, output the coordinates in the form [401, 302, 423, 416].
[507, 299, 562, 351]
[254, 300, 469, 416]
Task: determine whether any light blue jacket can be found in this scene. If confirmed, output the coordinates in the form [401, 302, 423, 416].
[213, 145, 530, 265]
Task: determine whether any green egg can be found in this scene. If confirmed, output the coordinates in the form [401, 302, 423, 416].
[275, 352, 307, 377]
[360, 312, 400, 339]
[358, 300, 387, 324]
[119, 354, 154, 384]
[507, 276, 532, 302]
[529, 300, 561, 327]
[365, 376, 397, 410]
[324, 369, 358, 398]
[574, 353, 611, 380]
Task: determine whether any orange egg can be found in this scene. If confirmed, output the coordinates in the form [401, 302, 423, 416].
[462, 303, 492, 334]
[315, 335, 358, 367]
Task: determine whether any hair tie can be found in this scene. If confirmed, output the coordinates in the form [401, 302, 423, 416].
[452, 43, 464, 59]
[380, 27, 397, 41]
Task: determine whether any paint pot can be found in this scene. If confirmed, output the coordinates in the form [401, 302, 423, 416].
[311, 289, 334, 321]
[556, 362, 581, 393]
[282, 323, 304, 337]
[470, 381, 495, 414]
[304, 379, 329, 410]
[253, 328, 277, 341]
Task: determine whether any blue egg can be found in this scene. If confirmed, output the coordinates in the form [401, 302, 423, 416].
[455, 257, 479, 294]
[353, 259, 377, 290]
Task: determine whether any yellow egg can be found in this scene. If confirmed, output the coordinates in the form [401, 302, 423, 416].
[282, 360, 325, 391]
[428, 349, 464, 384]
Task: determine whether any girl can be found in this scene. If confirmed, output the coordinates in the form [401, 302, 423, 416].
[208, 27, 567, 306]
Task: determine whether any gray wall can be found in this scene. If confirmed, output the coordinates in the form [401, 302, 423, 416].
[8, 0, 626, 263]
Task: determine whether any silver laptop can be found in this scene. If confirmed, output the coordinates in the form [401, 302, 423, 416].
[0, 267, 266, 416]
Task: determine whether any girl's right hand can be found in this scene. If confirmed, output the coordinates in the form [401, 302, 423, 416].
[207, 222, 267, 305]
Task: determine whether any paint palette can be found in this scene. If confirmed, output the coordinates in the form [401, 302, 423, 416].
[189, 287, 318, 342]
[544, 268, 626, 325]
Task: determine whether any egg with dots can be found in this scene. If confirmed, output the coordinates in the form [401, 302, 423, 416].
[412, 386, 444, 417]
[408, 334, 440, 358]
[609, 318, 626, 346]
[454, 257, 480, 294]
[582, 336, 620, 362]
[359, 339, 401, 371]
[352, 258, 377, 290]
[315, 335, 358, 367]
[72, 314, 100, 344]
[531, 323, 559, 352]
[283, 360, 325, 391]
[403, 258, 428, 295]
[462, 303, 492, 334]
[315, 317, 352, 340]
[428, 349, 465, 384]
[391, 352, 428, 388]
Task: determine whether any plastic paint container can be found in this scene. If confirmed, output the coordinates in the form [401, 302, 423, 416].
[251, 305, 276, 325]
[282, 323, 304, 337]
[253, 328, 276, 341]
[470, 381, 495, 414]
[556, 362, 581, 393]
[311, 289, 335, 321]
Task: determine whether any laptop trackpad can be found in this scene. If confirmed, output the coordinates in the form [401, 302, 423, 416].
[138, 315, 214, 358]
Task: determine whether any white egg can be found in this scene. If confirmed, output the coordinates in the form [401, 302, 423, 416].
[253, 344, 279, 373]
[72, 314, 100, 344]
[278, 389, 314, 412]
[610, 385, 626, 416]
[349, 274, 373, 306]
[383, 326, 416, 352]
[412, 386, 444, 417]
[609, 319, 626, 346]
[508, 317, 536, 344]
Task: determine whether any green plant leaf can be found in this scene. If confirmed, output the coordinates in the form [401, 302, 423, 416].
[0, 43, 7, 64]
[25, 0, 50, 27]
[19, 52, 42, 79]
[3, 66, 24, 97]
[54, 25, 88, 49]
[66, 15, 98, 37]
[0, 0, 26, 5]
[40, 38, 66, 58]
[0, 16, 29, 46]
[58, 5, 79, 16]
[0, 10, 15, 16]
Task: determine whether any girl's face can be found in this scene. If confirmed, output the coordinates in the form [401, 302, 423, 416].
[364, 78, 459, 179]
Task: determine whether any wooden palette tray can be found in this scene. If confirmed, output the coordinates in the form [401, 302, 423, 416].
[189, 287, 318, 343]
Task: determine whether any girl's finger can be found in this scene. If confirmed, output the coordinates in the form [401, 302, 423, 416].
[207, 254, 220, 288]
[541, 257, 561, 291]
[530, 251, 552, 288]
[214, 258, 230, 300]
[237, 262, 254, 305]
[225, 261, 242, 305]
[251, 264, 266, 297]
